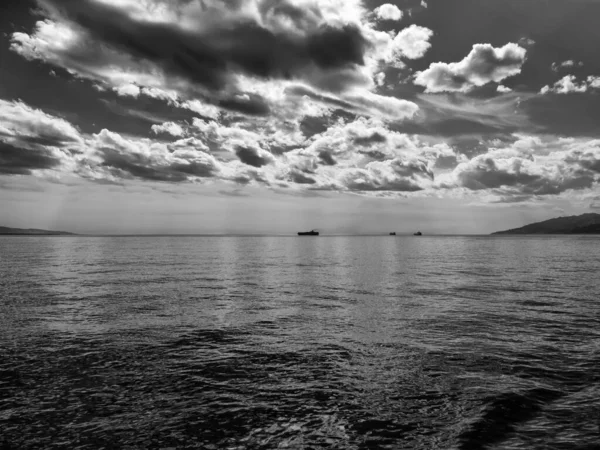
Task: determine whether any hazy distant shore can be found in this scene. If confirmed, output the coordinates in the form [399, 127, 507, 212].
[0, 226, 75, 236]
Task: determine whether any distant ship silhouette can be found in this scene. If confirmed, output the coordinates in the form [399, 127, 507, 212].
[298, 230, 319, 236]
[413, 231, 422, 236]
[389, 232, 396, 235]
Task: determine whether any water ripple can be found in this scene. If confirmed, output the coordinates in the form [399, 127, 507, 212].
[1, 235, 599, 449]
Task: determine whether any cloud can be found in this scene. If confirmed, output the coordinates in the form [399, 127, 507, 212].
[415, 43, 527, 93]
[83, 129, 221, 182]
[391, 25, 433, 60]
[0, 141, 67, 175]
[0, 99, 81, 175]
[283, 84, 419, 121]
[290, 169, 317, 184]
[115, 84, 141, 97]
[374, 4, 403, 21]
[407, 92, 529, 137]
[235, 144, 275, 168]
[0, 99, 82, 146]
[447, 138, 600, 197]
[346, 90, 419, 120]
[151, 122, 186, 137]
[370, 24, 433, 67]
[35, 0, 370, 91]
[551, 60, 583, 72]
[540, 75, 600, 94]
[497, 85, 512, 93]
[10, 0, 426, 125]
[12, 1, 374, 102]
[338, 158, 432, 192]
[4, 94, 596, 203]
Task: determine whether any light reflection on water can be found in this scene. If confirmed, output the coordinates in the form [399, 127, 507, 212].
[1, 235, 600, 449]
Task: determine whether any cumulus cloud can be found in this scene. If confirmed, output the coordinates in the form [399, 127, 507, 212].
[551, 60, 583, 72]
[2, 96, 599, 202]
[497, 85, 512, 93]
[374, 4, 403, 21]
[151, 122, 186, 137]
[0, 99, 81, 175]
[0, 99, 82, 146]
[415, 43, 527, 93]
[370, 24, 433, 67]
[339, 160, 428, 192]
[392, 25, 433, 60]
[270, 116, 461, 192]
[115, 84, 141, 98]
[447, 138, 600, 197]
[83, 129, 221, 182]
[540, 75, 600, 94]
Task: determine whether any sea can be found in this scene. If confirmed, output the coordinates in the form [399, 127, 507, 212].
[1, 235, 599, 449]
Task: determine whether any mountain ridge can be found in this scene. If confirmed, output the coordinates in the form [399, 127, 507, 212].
[492, 213, 600, 235]
[0, 226, 75, 236]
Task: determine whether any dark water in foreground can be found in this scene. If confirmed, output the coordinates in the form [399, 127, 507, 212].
[1, 236, 600, 449]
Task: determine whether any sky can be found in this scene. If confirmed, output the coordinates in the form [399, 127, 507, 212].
[1, 0, 599, 234]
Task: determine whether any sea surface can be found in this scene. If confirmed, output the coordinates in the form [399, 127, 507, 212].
[1, 235, 599, 449]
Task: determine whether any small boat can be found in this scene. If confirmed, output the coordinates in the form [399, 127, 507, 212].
[298, 230, 319, 236]
[413, 231, 422, 236]
[389, 232, 396, 235]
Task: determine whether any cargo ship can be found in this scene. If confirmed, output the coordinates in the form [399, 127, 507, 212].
[298, 230, 319, 236]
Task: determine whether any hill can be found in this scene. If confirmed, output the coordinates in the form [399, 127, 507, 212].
[0, 226, 75, 236]
[492, 213, 600, 235]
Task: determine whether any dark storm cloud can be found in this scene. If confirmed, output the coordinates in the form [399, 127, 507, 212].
[0, 140, 63, 174]
[235, 146, 274, 168]
[39, 0, 370, 93]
